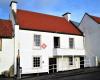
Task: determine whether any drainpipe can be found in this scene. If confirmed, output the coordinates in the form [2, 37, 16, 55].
[16, 50, 21, 79]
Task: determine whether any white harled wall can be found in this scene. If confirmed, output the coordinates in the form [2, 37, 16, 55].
[0, 38, 14, 74]
[8, 1, 85, 74]
[19, 29, 84, 74]
[57, 57, 80, 71]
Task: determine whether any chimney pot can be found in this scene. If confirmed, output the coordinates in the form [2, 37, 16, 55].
[10, 0, 17, 12]
[62, 12, 71, 21]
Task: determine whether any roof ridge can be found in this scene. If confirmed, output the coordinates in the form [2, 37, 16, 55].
[87, 13, 100, 18]
[86, 13, 100, 24]
[0, 19, 11, 21]
[17, 9, 64, 19]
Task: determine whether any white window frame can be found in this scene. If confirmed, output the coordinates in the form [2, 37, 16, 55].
[33, 56, 41, 68]
[69, 38, 75, 49]
[33, 34, 41, 49]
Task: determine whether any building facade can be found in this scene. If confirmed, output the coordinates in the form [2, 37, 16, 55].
[0, 19, 14, 75]
[79, 13, 100, 67]
[0, 1, 85, 76]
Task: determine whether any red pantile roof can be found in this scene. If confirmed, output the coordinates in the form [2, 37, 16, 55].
[16, 9, 82, 35]
[89, 15, 100, 24]
[0, 19, 13, 38]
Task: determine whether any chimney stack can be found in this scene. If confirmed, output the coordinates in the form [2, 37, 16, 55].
[10, 0, 17, 12]
[62, 12, 71, 21]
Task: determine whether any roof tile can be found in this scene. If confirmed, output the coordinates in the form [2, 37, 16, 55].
[89, 15, 100, 24]
[16, 9, 82, 35]
[0, 19, 13, 38]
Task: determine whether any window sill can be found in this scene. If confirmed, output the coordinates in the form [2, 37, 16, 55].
[69, 48, 75, 49]
[32, 46, 41, 50]
[32, 67, 41, 69]
[69, 65, 74, 67]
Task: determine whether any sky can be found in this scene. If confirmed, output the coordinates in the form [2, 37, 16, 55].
[0, 0, 100, 22]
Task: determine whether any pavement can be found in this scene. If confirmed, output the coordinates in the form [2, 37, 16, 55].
[20, 71, 100, 80]
[0, 67, 100, 80]
[0, 77, 14, 80]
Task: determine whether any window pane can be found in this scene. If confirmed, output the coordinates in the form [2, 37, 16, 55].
[54, 37, 60, 48]
[33, 57, 40, 67]
[69, 57, 73, 65]
[69, 38, 74, 49]
[34, 35, 41, 47]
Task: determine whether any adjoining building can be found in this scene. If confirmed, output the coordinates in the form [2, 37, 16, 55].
[79, 13, 100, 67]
[0, 19, 14, 76]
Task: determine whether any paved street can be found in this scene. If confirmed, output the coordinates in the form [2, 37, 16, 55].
[0, 67, 100, 80]
[54, 71, 100, 80]
[0, 78, 14, 80]
[21, 71, 100, 80]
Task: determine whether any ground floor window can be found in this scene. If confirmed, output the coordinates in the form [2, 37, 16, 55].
[33, 57, 40, 67]
[69, 57, 73, 65]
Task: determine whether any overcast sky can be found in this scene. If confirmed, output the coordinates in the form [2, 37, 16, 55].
[0, 0, 100, 22]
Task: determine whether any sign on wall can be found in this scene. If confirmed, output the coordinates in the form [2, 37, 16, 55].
[41, 43, 47, 49]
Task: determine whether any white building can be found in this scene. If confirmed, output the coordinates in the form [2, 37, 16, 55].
[0, 19, 14, 76]
[0, 1, 85, 76]
[79, 13, 100, 67]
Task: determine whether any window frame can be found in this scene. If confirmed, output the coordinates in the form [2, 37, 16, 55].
[33, 56, 41, 68]
[69, 38, 74, 49]
[33, 34, 41, 48]
[54, 37, 60, 48]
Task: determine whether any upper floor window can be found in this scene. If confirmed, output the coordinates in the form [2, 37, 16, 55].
[33, 57, 41, 68]
[0, 39, 2, 51]
[34, 35, 41, 47]
[54, 37, 60, 48]
[69, 38, 74, 49]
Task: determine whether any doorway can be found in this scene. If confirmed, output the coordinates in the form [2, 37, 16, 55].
[80, 57, 84, 68]
[49, 58, 57, 73]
